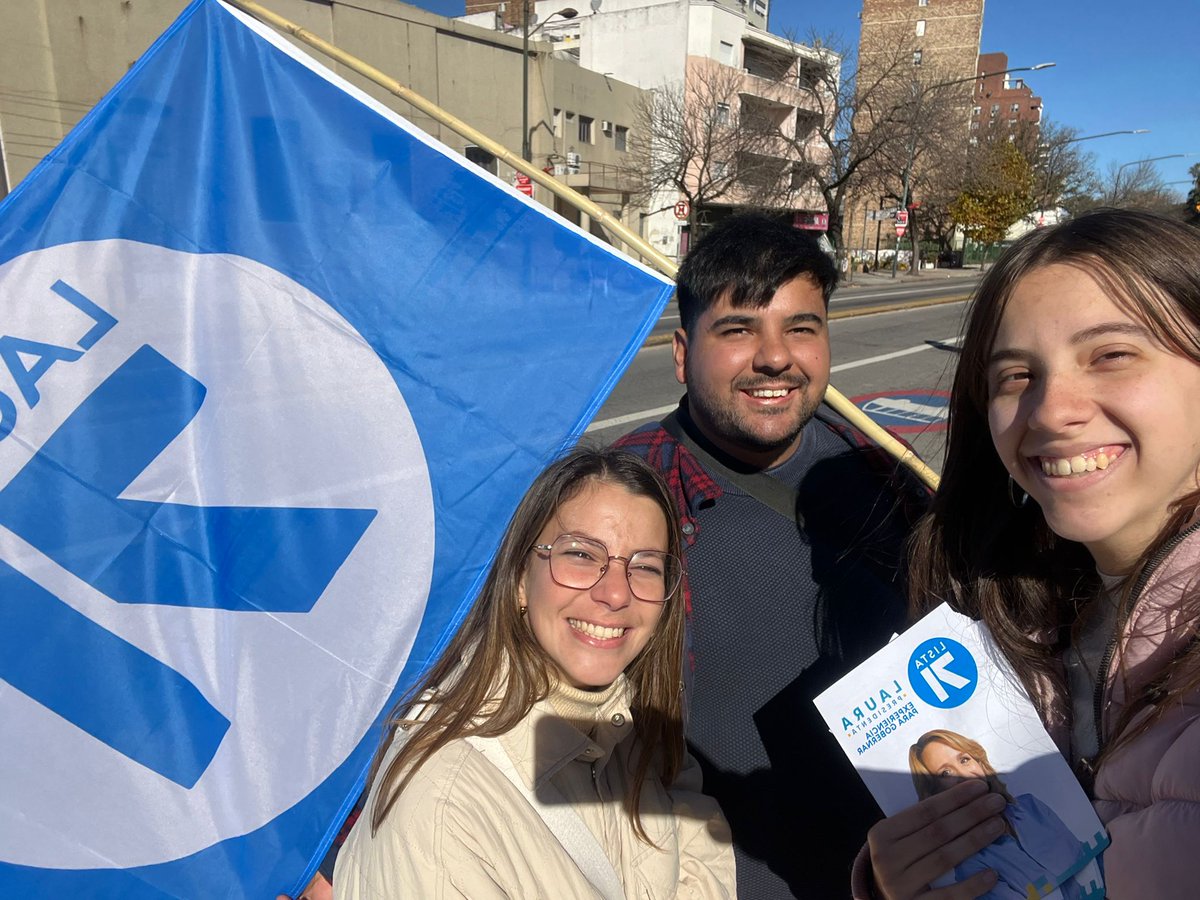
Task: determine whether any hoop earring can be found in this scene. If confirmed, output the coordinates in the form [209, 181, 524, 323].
[1008, 476, 1029, 509]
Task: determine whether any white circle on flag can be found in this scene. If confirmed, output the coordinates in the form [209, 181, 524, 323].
[0, 240, 435, 868]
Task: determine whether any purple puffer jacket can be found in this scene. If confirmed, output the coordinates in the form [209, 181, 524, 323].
[1078, 523, 1200, 898]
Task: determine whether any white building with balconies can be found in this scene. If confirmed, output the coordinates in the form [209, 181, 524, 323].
[461, 0, 836, 259]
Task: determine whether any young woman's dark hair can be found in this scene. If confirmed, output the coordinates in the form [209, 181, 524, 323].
[909, 208, 1200, 757]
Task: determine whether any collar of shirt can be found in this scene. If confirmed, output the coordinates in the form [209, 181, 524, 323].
[497, 675, 635, 792]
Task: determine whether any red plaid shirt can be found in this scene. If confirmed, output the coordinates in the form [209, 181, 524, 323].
[611, 400, 930, 620]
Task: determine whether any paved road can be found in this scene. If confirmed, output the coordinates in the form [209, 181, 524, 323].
[643, 268, 980, 343]
[588, 291, 974, 475]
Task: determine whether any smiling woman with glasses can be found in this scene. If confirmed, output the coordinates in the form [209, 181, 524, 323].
[335, 447, 734, 900]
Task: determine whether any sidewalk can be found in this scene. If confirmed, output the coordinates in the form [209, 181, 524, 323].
[835, 265, 983, 291]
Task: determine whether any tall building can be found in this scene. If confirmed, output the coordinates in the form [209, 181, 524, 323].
[972, 51, 1044, 142]
[462, 0, 836, 259]
[848, 0, 985, 264]
[860, 0, 984, 81]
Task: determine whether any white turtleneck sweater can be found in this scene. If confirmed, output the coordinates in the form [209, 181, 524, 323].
[336, 669, 736, 899]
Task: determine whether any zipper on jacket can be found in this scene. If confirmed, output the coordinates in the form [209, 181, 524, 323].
[1089, 519, 1200, 757]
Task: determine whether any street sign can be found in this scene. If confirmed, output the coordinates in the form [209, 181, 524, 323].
[514, 173, 533, 196]
[895, 209, 909, 226]
[673, 199, 690, 220]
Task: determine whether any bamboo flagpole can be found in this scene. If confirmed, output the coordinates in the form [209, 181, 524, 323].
[221, 0, 941, 491]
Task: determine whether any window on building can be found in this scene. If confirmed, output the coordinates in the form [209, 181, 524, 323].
[972, 105, 981, 116]
[990, 103, 999, 116]
[790, 162, 818, 190]
[795, 110, 820, 141]
[918, 0, 929, 6]
[464, 145, 498, 176]
[579, 115, 593, 143]
[552, 108, 562, 138]
[752, 0, 767, 17]
[716, 102, 731, 125]
[1010, 102, 1021, 112]
[718, 40, 734, 65]
[614, 125, 628, 152]
[912, 49, 923, 66]
[915, 20, 926, 36]
[713, 160, 728, 178]
[796, 57, 828, 90]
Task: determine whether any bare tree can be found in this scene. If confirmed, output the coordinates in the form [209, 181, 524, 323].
[758, 27, 978, 260]
[1073, 159, 1178, 213]
[1021, 120, 1100, 213]
[628, 61, 792, 234]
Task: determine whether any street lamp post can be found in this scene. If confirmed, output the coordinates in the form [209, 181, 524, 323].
[1112, 153, 1192, 202]
[1116, 153, 1187, 176]
[521, 4, 578, 162]
[1061, 129, 1149, 145]
[891, 62, 1056, 278]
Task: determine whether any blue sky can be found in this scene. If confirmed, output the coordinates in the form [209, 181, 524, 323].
[773, 0, 1200, 191]
[407, 0, 1199, 191]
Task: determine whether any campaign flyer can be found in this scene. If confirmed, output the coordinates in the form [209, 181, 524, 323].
[814, 604, 1108, 899]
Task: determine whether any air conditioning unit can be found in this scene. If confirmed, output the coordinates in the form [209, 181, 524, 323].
[600, 120, 613, 132]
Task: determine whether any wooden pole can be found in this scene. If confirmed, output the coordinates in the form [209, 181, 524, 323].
[221, 0, 941, 491]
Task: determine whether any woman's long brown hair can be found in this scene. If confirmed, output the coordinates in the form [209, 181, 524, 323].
[366, 447, 687, 842]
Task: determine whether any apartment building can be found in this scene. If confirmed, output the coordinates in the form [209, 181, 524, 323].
[848, 0, 985, 261]
[463, 0, 836, 259]
[860, 0, 984, 80]
[971, 50, 1044, 141]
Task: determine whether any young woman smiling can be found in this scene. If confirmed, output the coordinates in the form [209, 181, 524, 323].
[335, 448, 734, 899]
[859, 210, 1200, 900]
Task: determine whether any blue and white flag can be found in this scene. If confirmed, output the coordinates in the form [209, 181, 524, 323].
[0, 1, 672, 896]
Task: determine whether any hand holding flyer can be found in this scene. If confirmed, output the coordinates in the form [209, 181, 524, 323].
[814, 604, 1107, 899]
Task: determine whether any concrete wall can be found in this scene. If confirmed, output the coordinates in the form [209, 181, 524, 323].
[0, 0, 643, 231]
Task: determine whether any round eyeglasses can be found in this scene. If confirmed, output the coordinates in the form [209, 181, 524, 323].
[532, 534, 681, 604]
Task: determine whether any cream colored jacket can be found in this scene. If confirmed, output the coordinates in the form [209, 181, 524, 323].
[334, 675, 735, 899]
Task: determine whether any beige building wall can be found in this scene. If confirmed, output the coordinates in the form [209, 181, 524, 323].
[860, 0, 984, 81]
[0, 0, 645, 238]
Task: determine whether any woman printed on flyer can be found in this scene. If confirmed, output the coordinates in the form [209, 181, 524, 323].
[908, 730, 1101, 898]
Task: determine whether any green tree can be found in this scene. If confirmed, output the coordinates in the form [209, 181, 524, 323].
[1186, 162, 1200, 227]
[950, 141, 1035, 251]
